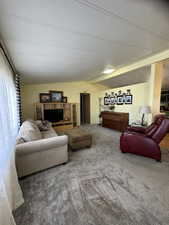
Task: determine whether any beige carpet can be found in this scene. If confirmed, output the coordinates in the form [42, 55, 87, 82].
[14, 125, 169, 225]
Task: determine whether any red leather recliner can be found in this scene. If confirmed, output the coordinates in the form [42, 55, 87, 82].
[120, 115, 169, 161]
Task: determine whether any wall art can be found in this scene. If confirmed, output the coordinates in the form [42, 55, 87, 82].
[104, 89, 133, 105]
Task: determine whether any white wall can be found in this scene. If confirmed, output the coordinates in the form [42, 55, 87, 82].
[21, 81, 151, 125]
[99, 82, 149, 124]
[21, 81, 107, 125]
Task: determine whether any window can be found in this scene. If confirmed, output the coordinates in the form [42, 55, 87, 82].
[0, 48, 23, 225]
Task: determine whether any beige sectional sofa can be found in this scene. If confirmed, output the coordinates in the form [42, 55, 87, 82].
[15, 120, 68, 177]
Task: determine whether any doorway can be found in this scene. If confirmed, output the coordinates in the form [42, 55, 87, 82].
[80, 93, 90, 124]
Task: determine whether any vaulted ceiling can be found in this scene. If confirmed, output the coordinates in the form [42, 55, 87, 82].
[0, 0, 169, 84]
[99, 66, 151, 88]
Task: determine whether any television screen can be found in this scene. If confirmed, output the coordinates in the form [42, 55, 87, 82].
[44, 109, 63, 122]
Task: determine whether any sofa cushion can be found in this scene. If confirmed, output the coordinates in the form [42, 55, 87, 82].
[35, 120, 52, 131]
[16, 137, 25, 145]
[17, 120, 42, 142]
[41, 127, 58, 139]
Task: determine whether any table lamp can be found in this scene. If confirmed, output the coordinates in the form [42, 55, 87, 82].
[139, 106, 151, 126]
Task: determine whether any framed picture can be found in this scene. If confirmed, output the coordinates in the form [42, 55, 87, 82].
[114, 94, 118, 104]
[110, 97, 115, 105]
[104, 97, 111, 105]
[117, 96, 124, 105]
[50, 91, 63, 102]
[125, 95, 133, 104]
[62, 96, 67, 103]
[39, 93, 51, 103]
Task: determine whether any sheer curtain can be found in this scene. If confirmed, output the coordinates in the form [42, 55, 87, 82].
[0, 48, 24, 225]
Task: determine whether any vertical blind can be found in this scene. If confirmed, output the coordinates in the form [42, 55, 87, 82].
[15, 74, 22, 126]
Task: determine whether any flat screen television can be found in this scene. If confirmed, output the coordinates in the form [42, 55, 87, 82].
[44, 109, 63, 122]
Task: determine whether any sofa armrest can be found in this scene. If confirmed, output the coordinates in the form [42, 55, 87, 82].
[16, 135, 68, 156]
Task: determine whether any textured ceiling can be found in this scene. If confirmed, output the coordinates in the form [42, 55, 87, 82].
[0, 0, 169, 83]
[100, 62, 169, 90]
[99, 66, 151, 88]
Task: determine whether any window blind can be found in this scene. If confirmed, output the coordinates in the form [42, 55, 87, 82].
[15, 74, 22, 126]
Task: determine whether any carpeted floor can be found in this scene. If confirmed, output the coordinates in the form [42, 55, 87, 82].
[14, 125, 169, 225]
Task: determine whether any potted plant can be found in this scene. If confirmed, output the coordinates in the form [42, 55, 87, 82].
[109, 105, 115, 111]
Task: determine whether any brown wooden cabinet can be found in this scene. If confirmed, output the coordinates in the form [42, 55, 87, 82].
[100, 111, 129, 132]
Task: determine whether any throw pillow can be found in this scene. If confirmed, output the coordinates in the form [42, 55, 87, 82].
[18, 120, 42, 142]
[35, 120, 52, 131]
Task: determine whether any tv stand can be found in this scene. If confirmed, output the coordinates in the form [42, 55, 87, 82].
[35, 103, 77, 132]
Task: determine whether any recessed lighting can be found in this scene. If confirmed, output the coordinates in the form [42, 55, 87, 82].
[102, 68, 115, 74]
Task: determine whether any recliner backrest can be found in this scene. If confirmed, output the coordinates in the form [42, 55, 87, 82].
[151, 118, 169, 144]
[154, 114, 165, 125]
[145, 115, 165, 138]
[146, 124, 159, 137]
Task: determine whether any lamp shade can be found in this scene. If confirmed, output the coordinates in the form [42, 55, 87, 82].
[139, 106, 151, 114]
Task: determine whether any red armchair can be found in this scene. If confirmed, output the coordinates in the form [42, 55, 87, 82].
[120, 115, 169, 161]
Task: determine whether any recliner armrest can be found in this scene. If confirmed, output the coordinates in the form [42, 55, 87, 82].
[126, 126, 146, 133]
[16, 135, 68, 156]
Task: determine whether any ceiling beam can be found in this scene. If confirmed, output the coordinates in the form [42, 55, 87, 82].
[90, 49, 169, 83]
